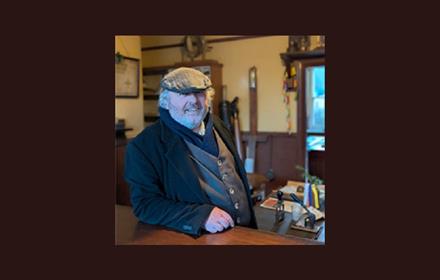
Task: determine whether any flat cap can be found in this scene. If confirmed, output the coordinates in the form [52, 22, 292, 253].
[160, 67, 212, 94]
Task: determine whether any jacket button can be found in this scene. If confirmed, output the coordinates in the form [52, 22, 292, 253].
[234, 202, 239, 209]
[229, 188, 235, 195]
[222, 173, 228, 180]
[217, 159, 222, 167]
[237, 217, 241, 224]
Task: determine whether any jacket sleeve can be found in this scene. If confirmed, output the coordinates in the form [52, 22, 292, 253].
[124, 141, 214, 237]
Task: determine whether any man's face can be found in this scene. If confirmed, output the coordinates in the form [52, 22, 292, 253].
[167, 91, 209, 130]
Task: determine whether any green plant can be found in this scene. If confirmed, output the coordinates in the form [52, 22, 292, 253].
[296, 165, 324, 185]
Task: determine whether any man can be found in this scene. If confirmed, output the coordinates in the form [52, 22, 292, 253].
[124, 67, 257, 237]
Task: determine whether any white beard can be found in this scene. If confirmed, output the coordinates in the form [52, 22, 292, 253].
[168, 104, 209, 130]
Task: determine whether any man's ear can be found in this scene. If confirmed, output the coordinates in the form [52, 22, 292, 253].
[159, 91, 170, 110]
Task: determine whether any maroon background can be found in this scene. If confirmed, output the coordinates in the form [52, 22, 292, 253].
[3, 2, 436, 279]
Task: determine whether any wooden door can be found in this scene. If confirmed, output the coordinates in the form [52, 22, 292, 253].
[295, 58, 325, 181]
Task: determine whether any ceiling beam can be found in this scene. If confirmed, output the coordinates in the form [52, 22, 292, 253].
[141, 36, 274, 52]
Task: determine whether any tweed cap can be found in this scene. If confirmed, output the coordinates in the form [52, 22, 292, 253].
[160, 67, 212, 94]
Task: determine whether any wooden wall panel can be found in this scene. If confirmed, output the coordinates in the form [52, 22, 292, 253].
[116, 142, 131, 206]
[309, 151, 325, 182]
[242, 132, 305, 191]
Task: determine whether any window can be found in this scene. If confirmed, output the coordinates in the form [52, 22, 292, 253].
[306, 66, 325, 151]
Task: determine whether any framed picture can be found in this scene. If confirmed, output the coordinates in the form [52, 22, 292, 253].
[115, 55, 139, 98]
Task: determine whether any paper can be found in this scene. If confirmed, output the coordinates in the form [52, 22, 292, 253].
[278, 185, 299, 194]
[244, 158, 254, 173]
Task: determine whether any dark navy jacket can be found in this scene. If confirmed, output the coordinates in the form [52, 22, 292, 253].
[124, 115, 257, 237]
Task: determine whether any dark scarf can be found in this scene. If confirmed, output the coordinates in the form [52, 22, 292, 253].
[159, 107, 219, 157]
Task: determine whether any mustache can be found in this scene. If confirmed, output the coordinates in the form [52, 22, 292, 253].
[184, 104, 202, 111]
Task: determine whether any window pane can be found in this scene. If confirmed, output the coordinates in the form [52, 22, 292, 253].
[306, 66, 325, 134]
[307, 135, 325, 151]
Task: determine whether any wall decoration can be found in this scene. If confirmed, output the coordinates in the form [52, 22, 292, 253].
[115, 55, 139, 98]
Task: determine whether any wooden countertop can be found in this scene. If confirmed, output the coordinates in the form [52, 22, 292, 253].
[115, 205, 322, 245]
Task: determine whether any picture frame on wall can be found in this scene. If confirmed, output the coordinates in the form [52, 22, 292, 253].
[115, 55, 139, 98]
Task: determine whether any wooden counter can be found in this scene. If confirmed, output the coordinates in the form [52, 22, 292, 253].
[115, 205, 322, 245]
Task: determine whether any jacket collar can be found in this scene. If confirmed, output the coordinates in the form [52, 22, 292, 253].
[160, 120, 208, 203]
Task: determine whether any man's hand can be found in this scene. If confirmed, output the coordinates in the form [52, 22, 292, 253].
[204, 207, 234, 233]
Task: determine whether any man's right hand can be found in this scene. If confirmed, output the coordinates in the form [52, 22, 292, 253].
[204, 207, 234, 233]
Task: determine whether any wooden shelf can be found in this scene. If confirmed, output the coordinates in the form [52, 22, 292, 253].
[144, 95, 159, 100]
[144, 115, 159, 122]
[280, 48, 325, 65]
[142, 67, 170, 76]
